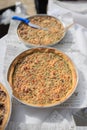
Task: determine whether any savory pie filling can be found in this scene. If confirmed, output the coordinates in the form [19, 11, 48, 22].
[17, 16, 65, 46]
[0, 83, 10, 129]
[8, 48, 77, 107]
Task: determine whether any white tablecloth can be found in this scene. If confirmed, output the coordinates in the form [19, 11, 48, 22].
[48, 0, 87, 28]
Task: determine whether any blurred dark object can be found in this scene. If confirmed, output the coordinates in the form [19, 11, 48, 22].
[34, 0, 48, 14]
[0, 5, 15, 38]
[0, 5, 15, 15]
[0, 24, 9, 38]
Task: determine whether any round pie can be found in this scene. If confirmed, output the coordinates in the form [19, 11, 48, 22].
[0, 83, 11, 129]
[17, 15, 65, 46]
[7, 48, 78, 107]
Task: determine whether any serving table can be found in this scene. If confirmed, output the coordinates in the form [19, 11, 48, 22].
[0, 0, 87, 129]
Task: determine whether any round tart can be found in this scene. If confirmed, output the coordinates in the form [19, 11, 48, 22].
[17, 15, 65, 47]
[7, 48, 78, 107]
[0, 83, 11, 129]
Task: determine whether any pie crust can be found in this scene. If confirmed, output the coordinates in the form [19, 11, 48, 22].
[7, 48, 78, 107]
[17, 15, 65, 46]
[0, 83, 10, 130]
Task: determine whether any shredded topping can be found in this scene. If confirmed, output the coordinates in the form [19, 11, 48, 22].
[0, 83, 10, 129]
[17, 16, 65, 45]
[11, 49, 76, 106]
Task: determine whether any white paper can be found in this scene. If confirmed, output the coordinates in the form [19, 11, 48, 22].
[0, 24, 79, 130]
[48, 0, 87, 28]
[41, 110, 76, 130]
[54, 0, 87, 13]
[1, 22, 87, 109]
[77, 127, 87, 130]
[6, 110, 76, 130]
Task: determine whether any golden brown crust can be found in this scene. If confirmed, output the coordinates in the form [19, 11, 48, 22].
[7, 48, 78, 107]
[17, 15, 65, 46]
[0, 83, 10, 130]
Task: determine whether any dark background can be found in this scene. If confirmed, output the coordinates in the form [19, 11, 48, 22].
[0, 5, 15, 38]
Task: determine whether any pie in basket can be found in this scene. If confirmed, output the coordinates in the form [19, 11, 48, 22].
[0, 83, 10, 130]
[7, 48, 78, 107]
[17, 15, 65, 46]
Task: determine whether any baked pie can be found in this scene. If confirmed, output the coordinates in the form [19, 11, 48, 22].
[17, 15, 65, 46]
[0, 83, 10, 130]
[7, 48, 78, 107]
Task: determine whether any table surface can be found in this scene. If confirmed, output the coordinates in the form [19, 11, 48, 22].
[0, 0, 87, 129]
